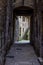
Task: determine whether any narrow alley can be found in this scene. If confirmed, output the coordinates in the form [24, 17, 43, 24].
[5, 44, 40, 65]
[0, 0, 43, 65]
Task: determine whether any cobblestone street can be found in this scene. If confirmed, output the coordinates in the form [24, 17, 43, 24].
[5, 44, 40, 65]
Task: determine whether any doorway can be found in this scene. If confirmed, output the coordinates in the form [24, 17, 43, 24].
[13, 6, 33, 44]
[14, 15, 30, 44]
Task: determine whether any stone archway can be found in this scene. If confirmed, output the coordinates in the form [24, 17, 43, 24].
[13, 6, 34, 45]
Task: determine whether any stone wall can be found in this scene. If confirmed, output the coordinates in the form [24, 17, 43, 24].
[14, 17, 19, 42]
[33, 0, 43, 60]
[13, 0, 34, 9]
[24, 0, 34, 8]
[0, 0, 13, 65]
[0, 0, 7, 65]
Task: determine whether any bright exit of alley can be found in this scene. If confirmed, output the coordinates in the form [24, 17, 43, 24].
[14, 16, 30, 44]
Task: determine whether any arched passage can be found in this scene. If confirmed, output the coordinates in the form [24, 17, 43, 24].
[13, 6, 34, 44]
[5, 6, 40, 65]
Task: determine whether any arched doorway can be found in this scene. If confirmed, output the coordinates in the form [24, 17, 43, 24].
[13, 6, 34, 44]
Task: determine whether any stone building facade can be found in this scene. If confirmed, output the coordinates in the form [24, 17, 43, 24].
[0, 0, 43, 65]
[18, 16, 30, 40]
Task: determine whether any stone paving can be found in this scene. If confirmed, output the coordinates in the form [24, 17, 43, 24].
[5, 44, 40, 65]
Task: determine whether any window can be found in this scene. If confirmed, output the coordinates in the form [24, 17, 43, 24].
[23, 28, 24, 32]
[23, 16, 25, 21]
[19, 27, 21, 36]
[20, 16, 21, 18]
